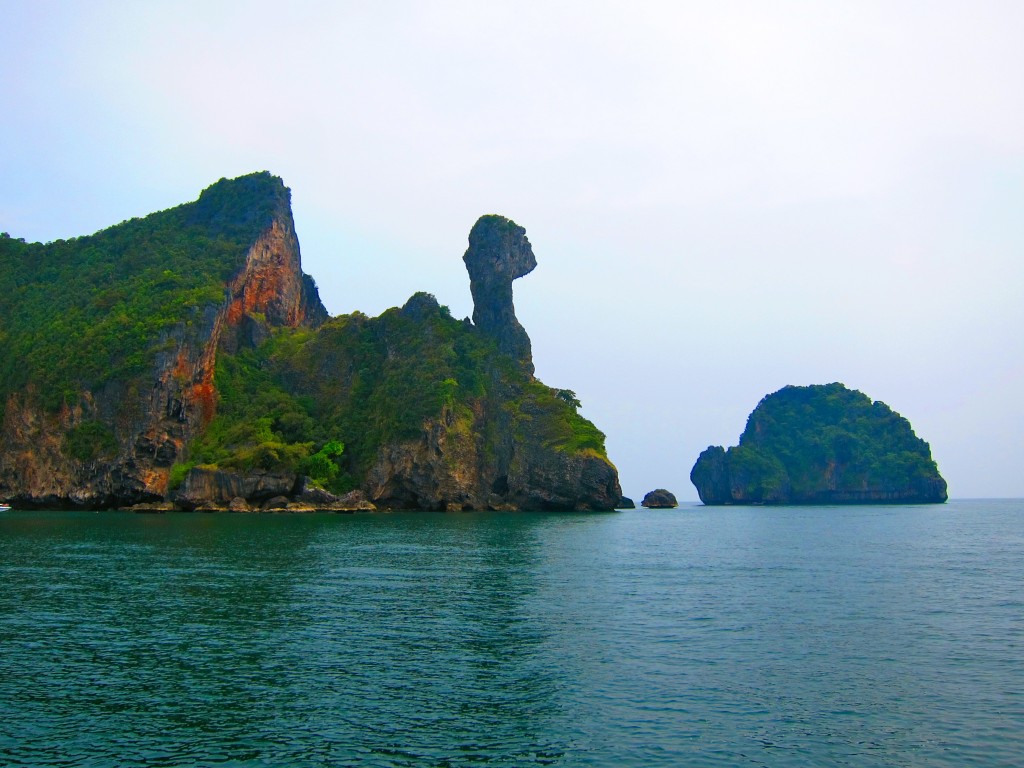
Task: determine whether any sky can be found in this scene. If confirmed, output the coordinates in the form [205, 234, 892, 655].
[2, 1, 1022, 500]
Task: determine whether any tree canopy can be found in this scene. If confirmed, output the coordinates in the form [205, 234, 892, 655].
[691, 383, 946, 504]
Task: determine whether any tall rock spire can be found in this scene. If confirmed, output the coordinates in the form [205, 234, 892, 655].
[462, 215, 537, 374]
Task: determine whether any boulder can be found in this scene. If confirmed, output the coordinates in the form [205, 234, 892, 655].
[227, 496, 251, 513]
[332, 490, 376, 512]
[641, 489, 678, 508]
[174, 467, 297, 509]
[294, 476, 342, 505]
[125, 501, 175, 513]
[194, 500, 227, 513]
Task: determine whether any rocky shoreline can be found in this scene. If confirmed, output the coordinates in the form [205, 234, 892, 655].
[124, 495, 376, 514]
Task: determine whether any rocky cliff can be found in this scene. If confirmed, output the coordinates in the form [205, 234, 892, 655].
[0, 173, 325, 508]
[175, 273, 621, 512]
[690, 383, 947, 505]
[357, 295, 621, 511]
[0, 177, 620, 511]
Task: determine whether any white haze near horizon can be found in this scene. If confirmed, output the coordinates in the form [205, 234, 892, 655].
[2, 1, 1021, 501]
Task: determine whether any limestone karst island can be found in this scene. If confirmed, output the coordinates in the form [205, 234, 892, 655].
[0, 173, 948, 511]
[0, 172, 622, 511]
[690, 383, 947, 505]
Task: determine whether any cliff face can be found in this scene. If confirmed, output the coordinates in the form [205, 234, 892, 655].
[690, 383, 947, 505]
[0, 173, 326, 508]
[0, 176, 620, 511]
[220, 213, 328, 350]
[362, 345, 622, 511]
[180, 286, 622, 511]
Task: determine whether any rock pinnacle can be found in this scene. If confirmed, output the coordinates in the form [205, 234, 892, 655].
[462, 215, 537, 373]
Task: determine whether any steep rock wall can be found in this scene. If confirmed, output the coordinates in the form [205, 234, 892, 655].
[364, 402, 621, 511]
[0, 205, 326, 508]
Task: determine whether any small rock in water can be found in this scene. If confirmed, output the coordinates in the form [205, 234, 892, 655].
[228, 497, 251, 513]
[641, 489, 678, 508]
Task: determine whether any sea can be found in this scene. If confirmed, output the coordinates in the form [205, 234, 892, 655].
[0, 499, 1021, 767]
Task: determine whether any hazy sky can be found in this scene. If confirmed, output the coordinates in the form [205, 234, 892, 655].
[2, 1, 1022, 500]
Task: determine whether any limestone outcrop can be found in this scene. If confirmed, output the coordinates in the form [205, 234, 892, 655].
[0, 173, 326, 508]
[690, 383, 948, 505]
[0, 175, 621, 512]
[463, 215, 537, 373]
[174, 467, 298, 509]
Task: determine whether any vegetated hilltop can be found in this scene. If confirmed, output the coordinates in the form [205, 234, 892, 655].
[690, 383, 947, 505]
[0, 173, 621, 511]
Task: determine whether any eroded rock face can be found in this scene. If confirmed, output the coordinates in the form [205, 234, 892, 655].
[0, 176, 327, 508]
[463, 215, 537, 373]
[364, 405, 622, 512]
[689, 446, 731, 505]
[174, 467, 298, 510]
[220, 213, 327, 352]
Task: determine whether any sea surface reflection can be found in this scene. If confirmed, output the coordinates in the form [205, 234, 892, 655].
[1, 501, 1022, 766]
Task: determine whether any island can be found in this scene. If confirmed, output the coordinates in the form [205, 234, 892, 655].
[641, 489, 678, 508]
[0, 172, 622, 511]
[689, 383, 947, 505]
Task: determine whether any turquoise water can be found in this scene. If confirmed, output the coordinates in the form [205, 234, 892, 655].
[1, 500, 1021, 767]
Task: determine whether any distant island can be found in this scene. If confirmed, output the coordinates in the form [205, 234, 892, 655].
[690, 383, 947, 505]
[0, 172, 622, 511]
[641, 489, 678, 508]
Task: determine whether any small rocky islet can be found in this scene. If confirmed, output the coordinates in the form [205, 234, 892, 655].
[690, 383, 947, 505]
[641, 489, 678, 508]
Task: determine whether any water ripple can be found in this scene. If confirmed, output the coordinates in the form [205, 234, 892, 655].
[1, 502, 1023, 766]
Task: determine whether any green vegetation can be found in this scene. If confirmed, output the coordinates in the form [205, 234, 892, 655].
[3, 174, 611, 505]
[474, 214, 523, 238]
[723, 444, 789, 500]
[692, 383, 946, 504]
[515, 381, 606, 456]
[65, 420, 118, 462]
[738, 383, 940, 492]
[301, 440, 346, 488]
[0, 172, 288, 413]
[181, 292, 609, 485]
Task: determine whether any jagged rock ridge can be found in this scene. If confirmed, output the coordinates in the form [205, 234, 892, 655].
[0, 174, 621, 511]
[0, 173, 326, 508]
[690, 383, 947, 505]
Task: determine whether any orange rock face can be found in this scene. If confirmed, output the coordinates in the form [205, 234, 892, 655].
[0, 190, 327, 508]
